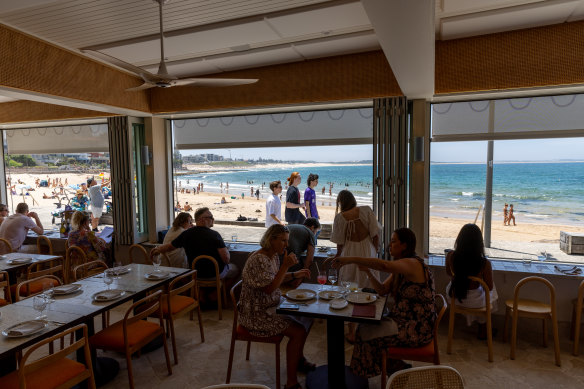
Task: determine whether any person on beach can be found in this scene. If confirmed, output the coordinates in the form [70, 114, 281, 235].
[445, 223, 498, 340]
[322, 186, 325, 195]
[285, 172, 306, 225]
[0, 202, 43, 253]
[331, 189, 380, 342]
[503, 203, 509, 225]
[508, 204, 516, 226]
[255, 188, 260, 200]
[239, 224, 314, 389]
[68, 211, 108, 263]
[183, 202, 193, 211]
[304, 173, 319, 219]
[332, 228, 436, 377]
[71, 190, 89, 211]
[266, 180, 284, 227]
[285, 218, 321, 287]
[87, 177, 110, 232]
[160, 212, 191, 268]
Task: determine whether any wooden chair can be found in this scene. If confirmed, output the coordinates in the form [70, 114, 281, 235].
[503, 276, 561, 366]
[447, 276, 494, 362]
[192, 255, 227, 320]
[73, 260, 108, 281]
[385, 365, 465, 389]
[0, 270, 12, 305]
[11, 257, 64, 301]
[14, 275, 62, 302]
[89, 290, 172, 389]
[129, 244, 148, 264]
[0, 237, 13, 254]
[571, 279, 584, 355]
[0, 324, 95, 389]
[36, 235, 54, 255]
[65, 246, 88, 284]
[226, 280, 283, 389]
[381, 294, 447, 389]
[161, 269, 204, 364]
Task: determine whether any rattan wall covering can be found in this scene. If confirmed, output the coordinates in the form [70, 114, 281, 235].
[0, 24, 149, 112]
[436, 20, 584, 94]
[0, 101, 114, 123]
[151, 51, 402, 114]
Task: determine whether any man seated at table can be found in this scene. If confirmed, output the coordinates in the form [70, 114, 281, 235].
[153, 207, 238, 280]
[0, 202, 43, 252]
[285, 217, 321, 285]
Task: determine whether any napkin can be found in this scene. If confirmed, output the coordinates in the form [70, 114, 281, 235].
[7, 321, 44, 336]
[146, 272, 168, 279]
[352, 305, 376, 318]
[111, 266, 130, 276]
[53, 284, 79, 294]
[95, 290, 121, 300]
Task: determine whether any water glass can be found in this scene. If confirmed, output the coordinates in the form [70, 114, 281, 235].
[231, 234, 238, 248]
[33, 295, 47, 319]
[152, 254, 162, 273]
[113, 261, 122, 279]
[327, 268, 338, 289]
[103, 270, 114, 290]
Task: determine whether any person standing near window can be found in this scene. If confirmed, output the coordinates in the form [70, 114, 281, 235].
[303, 173, 319, 219]
[87, 177, 110, 232]
[266, 180, 284, 227]
[285, 172, 305, 225]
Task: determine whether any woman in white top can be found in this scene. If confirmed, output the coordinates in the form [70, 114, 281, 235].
[265, 180, 284, 227]
[162, 212, 192, 268]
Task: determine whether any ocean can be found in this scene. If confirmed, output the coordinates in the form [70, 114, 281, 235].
[177, 162, 584, 226]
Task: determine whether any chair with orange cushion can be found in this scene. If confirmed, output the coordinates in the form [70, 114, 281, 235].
[129, 244, 149, 264]
[14, 275, 62, 302]
[226, 280, 283, 389]
[192, 255, 228, 320]
[571, 279, 584, 356]
[0, 323, 95, 389]
[161, 269, 204, 364]
[36, 235, 54, 255]
[380, 294, 448, 388]
[73, 260, 108, 281]
[11, 256, 65, 300]
[0, 270, 11, 305]
[65, 246, 88, 284]
[89, 289, 172, 389]
[0, 238, 13, 254]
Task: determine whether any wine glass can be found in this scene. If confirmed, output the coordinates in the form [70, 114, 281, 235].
[33, 295, 48, 319]
[152, 254, 162, 273]
[317, 270, 327, 291]
[43, 282, 55, 318]
[103, 270, 114, 290]
[327, 268, 338, 290]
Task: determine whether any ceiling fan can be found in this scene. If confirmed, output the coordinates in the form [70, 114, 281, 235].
[84, 0, 258, 91]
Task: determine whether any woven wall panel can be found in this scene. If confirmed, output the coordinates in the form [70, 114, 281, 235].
[0, 101, 115, 123]
[151, 51, 402, 113]
[0, 24, 149, 113]
[436, 21, 584, 94]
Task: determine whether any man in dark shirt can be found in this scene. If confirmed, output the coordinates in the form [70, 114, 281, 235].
[152, 207, 237, 279]
[286, 217, 321, 274]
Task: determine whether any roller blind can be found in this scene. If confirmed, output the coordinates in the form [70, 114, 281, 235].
[5, 124, 109, 154]
[172, 108, 373, 149]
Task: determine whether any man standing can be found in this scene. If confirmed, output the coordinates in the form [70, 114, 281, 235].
[286, 217, 321, 277]
[0, 202, 43, 252]
[87, 177, 110, 232]
[265, 180, 284, 227]
[153, 207, 237, 279]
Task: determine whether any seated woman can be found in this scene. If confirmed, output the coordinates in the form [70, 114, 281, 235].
[161, 212, 191, 268]
[445, 223, 498, 340]
[239, 224, 313, 389]
[67, 211, 108, 263]
[333, 227, 436, 377]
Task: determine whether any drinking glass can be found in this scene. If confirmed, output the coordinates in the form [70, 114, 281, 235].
[43, 282, 55, 317]
[152, 254, 162, 273]
[317, 270, 327, 291]
[521, 255, 532, 266]
[231, 234, 238, 249]
[342, 279, 351, 295]
[103, 270, 114, 290]
[327, 268, 338, 290]
[33, 295, 48, 319]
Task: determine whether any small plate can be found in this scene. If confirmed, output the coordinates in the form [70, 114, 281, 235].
[2, 320, 48, 338]
[330, 298, 349, 310]
[144, 272, 170, 280]
[110, 266, 131, 276]
[6, 257, 32, 265]
[346, 292, 377, 304]
[318, 290, 343, 300]
[53, 284, 82, 295]
[92, 289, 126, 302]
[285, 289, 316, 301]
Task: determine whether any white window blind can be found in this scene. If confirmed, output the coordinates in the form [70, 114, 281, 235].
[5, 124, 109, 154]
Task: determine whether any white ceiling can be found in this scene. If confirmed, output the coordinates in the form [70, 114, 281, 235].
[1, 0, 584, 103]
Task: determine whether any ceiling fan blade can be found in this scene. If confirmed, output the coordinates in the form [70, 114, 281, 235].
[171, 78, 259, 87]
[126, 82, 156, 92]
[83, 49, 160, 82]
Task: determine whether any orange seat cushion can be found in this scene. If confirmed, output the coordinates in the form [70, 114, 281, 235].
[163, 295, 195, 316]
[90, 319, 162, 351]
[10, 279, 60, 298]
[236, 325, 283, 343]
[387, 341, 436, 363]
[0, 298, 9, 306]
[0, 357, 87, 389]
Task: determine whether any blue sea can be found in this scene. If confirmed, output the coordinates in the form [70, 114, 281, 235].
[177, 162, 584, 226]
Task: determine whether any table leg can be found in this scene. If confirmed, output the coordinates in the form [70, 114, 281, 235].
[77, 318, 120, 387]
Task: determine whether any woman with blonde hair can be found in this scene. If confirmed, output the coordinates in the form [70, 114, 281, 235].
[284, 171, 305, 225]
[161, 212, 192, 268]
[67, 211, 108, 262]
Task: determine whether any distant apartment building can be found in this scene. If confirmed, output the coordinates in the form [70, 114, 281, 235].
[183, 153, 224, 163]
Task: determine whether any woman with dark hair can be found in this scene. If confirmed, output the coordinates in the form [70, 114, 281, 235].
[333, 228, 436, 377]
[304, 173, 319, 219]
[239, 224, 313, 389]
[445, 223, 497, 339]
[285, 172, 305, 225]
[161, 212, 192, 268]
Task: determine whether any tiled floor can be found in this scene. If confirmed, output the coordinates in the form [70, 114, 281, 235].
[97, 302, 584, 389]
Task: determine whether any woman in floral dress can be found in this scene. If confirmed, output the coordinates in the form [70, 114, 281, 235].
[67, 211, 108, 263]
[333, 227, 436, 377]
[239, 224, 313, 389]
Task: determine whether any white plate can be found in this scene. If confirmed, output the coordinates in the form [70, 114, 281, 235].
[52, 284, 82, 295]
[111, 266, 131, 276]
[329, 298, 349, 310]
[318, 290, 343, 300]
[144, 272, 170, 280]
[92, 289, 126, 302]
[346, 292, 378, 304]
[285, 289, 316, 301]
[2, 320, 48, 338]
[6, 257, 32, 265]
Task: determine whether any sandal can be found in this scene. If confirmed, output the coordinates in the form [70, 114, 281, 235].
[283, 383, 302, 389]
[297, 357, 316, 373]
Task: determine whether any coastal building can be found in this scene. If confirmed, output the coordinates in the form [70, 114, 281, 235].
[1, 1, 584, 387]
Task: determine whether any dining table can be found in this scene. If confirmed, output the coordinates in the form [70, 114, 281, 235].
[0, 263, 189, 386]
[276, 283, 387, 389]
